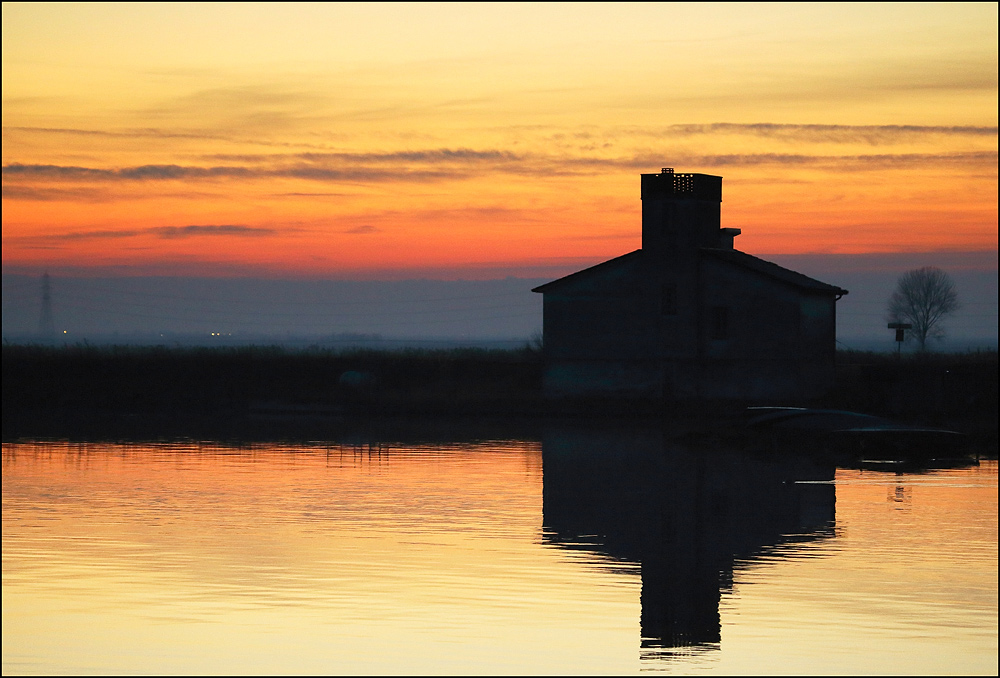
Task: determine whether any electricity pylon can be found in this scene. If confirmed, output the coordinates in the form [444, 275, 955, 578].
[39, 272, 55, 339]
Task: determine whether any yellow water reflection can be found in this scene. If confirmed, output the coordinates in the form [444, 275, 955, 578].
[3, 439, 997, 675]
[3, 441, 640, 675]
[718, 463, 998, 676]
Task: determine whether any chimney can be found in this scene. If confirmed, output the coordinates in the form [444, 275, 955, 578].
[718, 228, 741, 249]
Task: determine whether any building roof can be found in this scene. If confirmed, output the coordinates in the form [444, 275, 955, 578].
[530, 250, 642, 293]
[703, 248, 848, 296]
[531, 248, 848, 296]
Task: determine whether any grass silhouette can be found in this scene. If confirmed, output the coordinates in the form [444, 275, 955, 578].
[3, 344, 995, 452]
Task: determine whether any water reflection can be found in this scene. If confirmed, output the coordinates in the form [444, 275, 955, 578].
[3, 419, 995, 675]
[541, 422, 836, 656]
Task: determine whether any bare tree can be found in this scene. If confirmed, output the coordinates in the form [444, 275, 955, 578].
[887, 266, 960, 350]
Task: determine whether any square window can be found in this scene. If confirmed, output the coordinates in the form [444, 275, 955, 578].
[661, 284, 677, 315]
[711, 306, 728, 340]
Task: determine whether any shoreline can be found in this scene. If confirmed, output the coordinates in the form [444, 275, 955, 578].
[4, 344, 996, 455]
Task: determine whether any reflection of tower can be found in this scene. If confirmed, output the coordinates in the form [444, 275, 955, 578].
[39, 273, 55, 339]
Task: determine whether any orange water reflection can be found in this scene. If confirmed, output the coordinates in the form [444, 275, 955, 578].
[2, 436, 997, 675]
[3, 440, 642, 675]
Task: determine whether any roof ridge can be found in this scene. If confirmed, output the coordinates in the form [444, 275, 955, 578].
[531, 250, 642, 292]
[702, 248, 848, 294]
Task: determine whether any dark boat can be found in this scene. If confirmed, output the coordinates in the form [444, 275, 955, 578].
[743, 406, 969, 466]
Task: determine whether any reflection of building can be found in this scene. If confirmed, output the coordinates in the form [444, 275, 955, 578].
[532, 169, 848, 401]
[541, 422, 836, 654]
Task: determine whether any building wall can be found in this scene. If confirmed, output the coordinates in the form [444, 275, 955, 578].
[541, 261, 664, 397]
[695, 258, 836, 400]
[542, 254, 839, 401]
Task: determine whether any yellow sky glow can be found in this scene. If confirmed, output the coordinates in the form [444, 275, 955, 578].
[2, 2, 997, 278]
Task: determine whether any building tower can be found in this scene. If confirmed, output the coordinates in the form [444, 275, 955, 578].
[640, 167, 732, 254]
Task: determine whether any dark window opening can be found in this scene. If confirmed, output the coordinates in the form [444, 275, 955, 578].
[711, 306, 729, 340]
[661, 284, 677, 316]
[664, 227, 676, 248]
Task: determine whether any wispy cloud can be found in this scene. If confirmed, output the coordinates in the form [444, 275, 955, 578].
[298, 149, 523, 164]
[343, 225, 379, 234]
[2, 183, 236, 203]
[659, 123, 999, 145]
[26, 228, 147, 241]
[648, 150, 1000, 170]
[1, 162, 470, 183]
[2, 185, 109, 202]
[520, 122, 999, 152]
[1, 125, 344, 153]
[3, 148, 995, 192]
[10, 118, 990, 160]
[2, 126, 227, 141]
[2, 163, 256, 180]
[133, 85, 335, 136]
[153, 85, 329, 113]
[270, 191, 353, 198]
[150, 224, 279, 238]
[11, 224, 280, 243]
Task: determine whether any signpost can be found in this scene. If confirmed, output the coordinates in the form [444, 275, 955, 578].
[887, 322, 912, 355]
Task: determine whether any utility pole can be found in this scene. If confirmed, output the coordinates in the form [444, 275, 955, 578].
[39, 272, 55, 339]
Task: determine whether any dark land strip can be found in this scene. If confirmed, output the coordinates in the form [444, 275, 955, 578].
[3, 344, 996, 458]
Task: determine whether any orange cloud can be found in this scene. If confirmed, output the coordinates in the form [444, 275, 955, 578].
[2, 4, 996, 277]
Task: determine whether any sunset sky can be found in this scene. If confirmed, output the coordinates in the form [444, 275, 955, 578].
[2, 2, 997, 279]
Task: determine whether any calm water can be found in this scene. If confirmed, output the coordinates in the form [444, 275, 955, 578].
[3, 423, 997, 675]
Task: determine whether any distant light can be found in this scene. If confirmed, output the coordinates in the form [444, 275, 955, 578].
[62, 330, 67, 334]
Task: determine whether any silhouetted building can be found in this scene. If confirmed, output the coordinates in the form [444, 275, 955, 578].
[532, 169, 848, 401]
